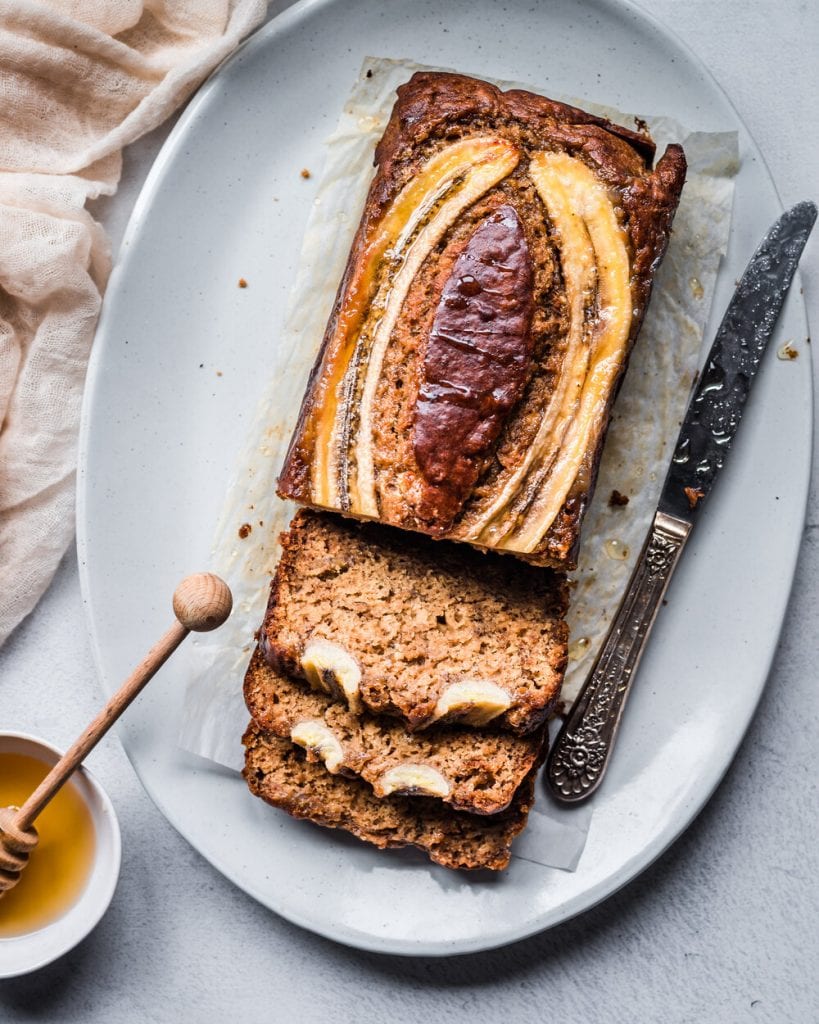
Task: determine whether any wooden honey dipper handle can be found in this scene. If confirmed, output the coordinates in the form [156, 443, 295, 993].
[0, 573, 232, 891]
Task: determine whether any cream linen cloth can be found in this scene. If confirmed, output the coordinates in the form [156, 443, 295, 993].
[0, 0, 267, 646]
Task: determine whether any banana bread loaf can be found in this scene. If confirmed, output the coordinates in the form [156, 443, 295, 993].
[259, 510, 569, 734]
[244, 646, 544, 815]
[277, 71, 687, 569]
[242, 721, 536, 870]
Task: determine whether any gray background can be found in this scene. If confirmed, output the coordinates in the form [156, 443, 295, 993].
[2, 1, 818, 1021]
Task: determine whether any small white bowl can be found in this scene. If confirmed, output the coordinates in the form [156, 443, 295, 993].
[0, 732, 121, 978]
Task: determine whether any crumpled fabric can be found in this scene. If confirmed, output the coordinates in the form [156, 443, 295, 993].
[0, 0, 267, 645]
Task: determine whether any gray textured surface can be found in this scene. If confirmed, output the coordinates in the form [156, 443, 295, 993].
[2, 1, 818, 1021]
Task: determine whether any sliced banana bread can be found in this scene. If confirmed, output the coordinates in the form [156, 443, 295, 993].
[277, 71, 686, 569]
[259, 510, 569, 734]
[244, 646, 543, 815]
[242, 721, 536, 871]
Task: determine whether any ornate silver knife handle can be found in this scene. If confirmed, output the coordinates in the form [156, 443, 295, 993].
[545, 201, 815, 806]
[546, 511, 691, 803]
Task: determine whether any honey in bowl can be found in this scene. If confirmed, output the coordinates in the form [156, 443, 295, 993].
[0, 752, 96, 938]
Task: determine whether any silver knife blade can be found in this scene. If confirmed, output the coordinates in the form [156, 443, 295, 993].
[658, 200, 817, 522]
[546, 201, 815, 804]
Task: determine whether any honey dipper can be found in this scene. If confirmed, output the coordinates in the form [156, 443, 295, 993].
[0, 572, 232, 894]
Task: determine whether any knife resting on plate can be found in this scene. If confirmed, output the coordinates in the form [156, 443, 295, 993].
[546, 200, 817, 804]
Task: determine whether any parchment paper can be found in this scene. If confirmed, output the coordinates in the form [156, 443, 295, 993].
[178, 58, 738, 871]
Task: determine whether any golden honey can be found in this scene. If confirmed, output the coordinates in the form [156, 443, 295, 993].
[0, 752, 96, 937]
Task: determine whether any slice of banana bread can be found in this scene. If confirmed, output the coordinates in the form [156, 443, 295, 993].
[242, 721, 536, 871]
[244, 647, 544, 815]
[259, 510, 569, 734]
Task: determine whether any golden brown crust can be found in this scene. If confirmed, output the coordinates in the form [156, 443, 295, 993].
[278, 72, 687, 569]
[372, 72, 658, 179]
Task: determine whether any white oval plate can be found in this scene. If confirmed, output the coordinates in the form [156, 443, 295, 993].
[77, 0, 812, 956]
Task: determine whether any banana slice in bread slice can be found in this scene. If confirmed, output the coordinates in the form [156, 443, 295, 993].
[242, 721, 538, 871]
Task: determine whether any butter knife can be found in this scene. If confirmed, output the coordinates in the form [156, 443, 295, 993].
[546, 200, 817, 804]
